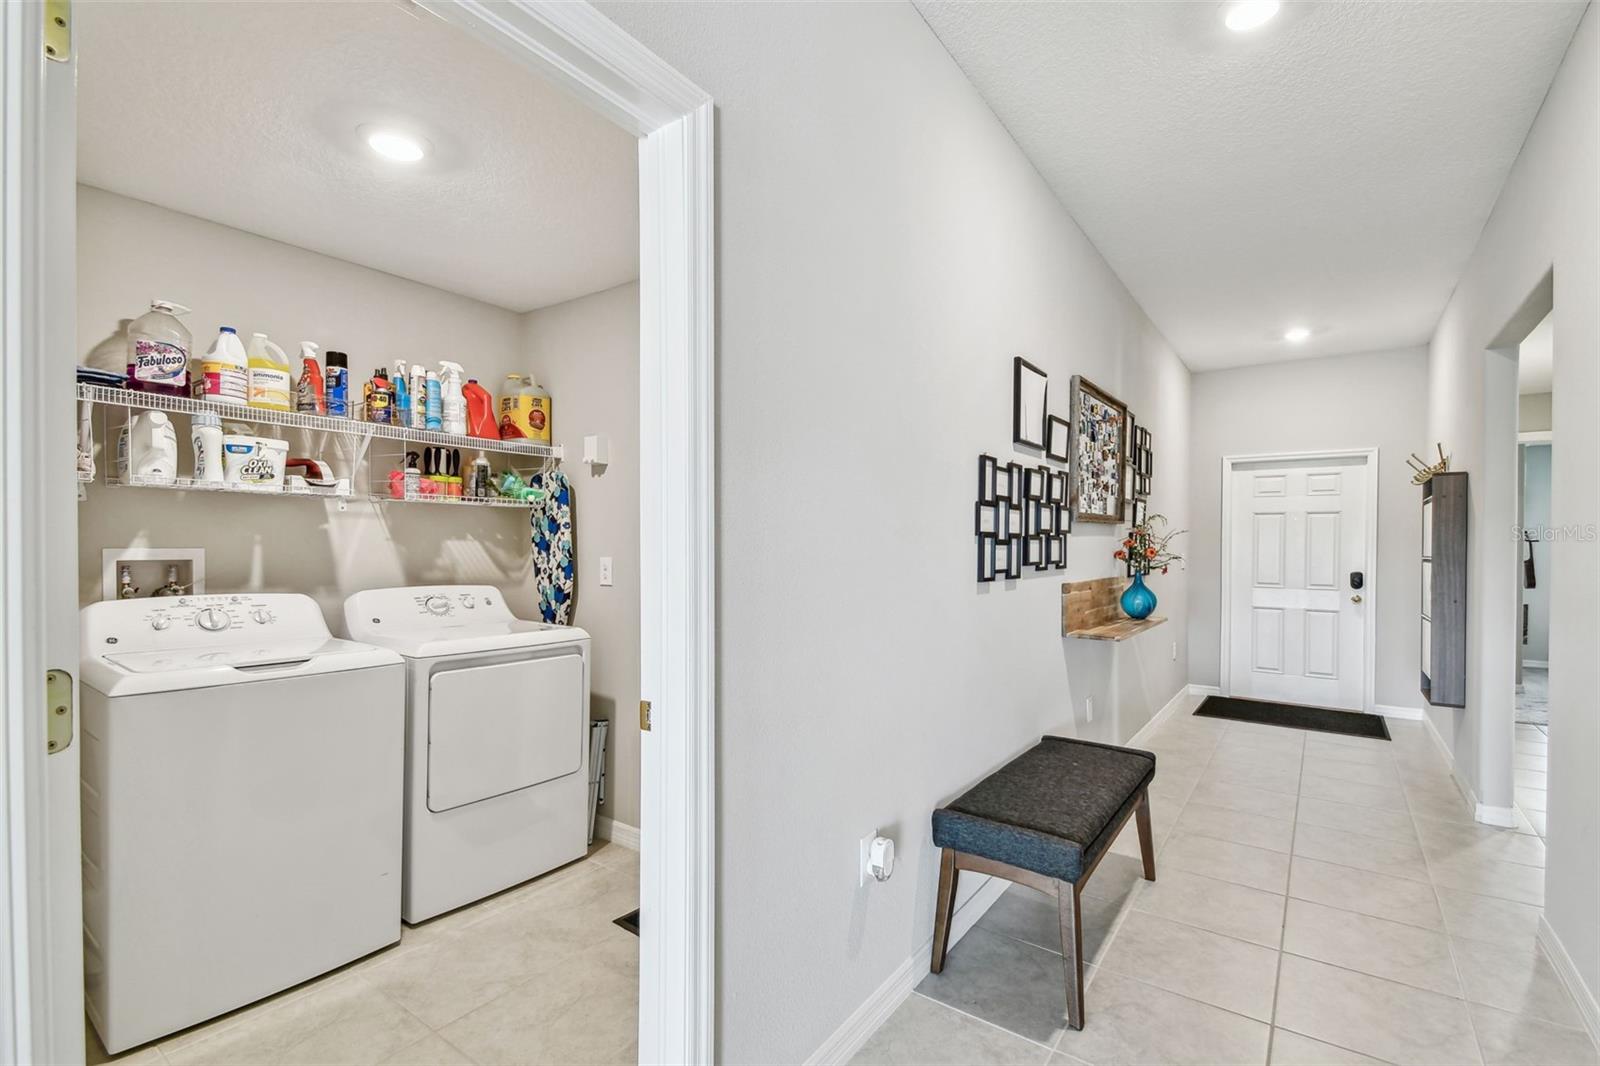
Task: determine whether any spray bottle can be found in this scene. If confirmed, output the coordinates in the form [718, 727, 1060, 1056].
[424, 370, 442, 431]
[410, 363, 428, 429]
[439, 361, 466, 435]
[393, 360, 411, 427]
[295, 342, 325, 414]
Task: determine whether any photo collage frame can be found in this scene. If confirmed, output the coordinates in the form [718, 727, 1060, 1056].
[976, 453, 1070, 582]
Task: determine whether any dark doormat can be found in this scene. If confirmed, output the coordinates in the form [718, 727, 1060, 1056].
[1194, 695, 1390, 740]
[614, 908, 640, 937]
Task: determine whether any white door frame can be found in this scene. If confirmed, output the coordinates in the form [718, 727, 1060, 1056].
[1219, 448, 1381, 713]
[2, 2, 718, 1063]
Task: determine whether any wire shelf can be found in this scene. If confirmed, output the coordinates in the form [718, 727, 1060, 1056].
[375, 493, 535, 509]
[76, 384, 563, 462]
[105, 473, 353, 500]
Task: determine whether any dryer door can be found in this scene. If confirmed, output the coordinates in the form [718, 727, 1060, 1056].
[427, 653, 584, 813]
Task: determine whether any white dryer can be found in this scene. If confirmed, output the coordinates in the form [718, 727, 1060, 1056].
[342, 585, 591, 923]
[80, 594, 405, 1054]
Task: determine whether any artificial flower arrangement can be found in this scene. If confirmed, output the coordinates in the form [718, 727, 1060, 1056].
[1114, 513, 1185, 576]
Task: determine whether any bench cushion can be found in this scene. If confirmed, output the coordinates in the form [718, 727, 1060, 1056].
[931, 736, 1156, 883]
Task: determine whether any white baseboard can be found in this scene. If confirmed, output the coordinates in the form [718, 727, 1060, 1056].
[804, 873, 1010, 1065]
[595, 815, 640, 850]
[1475, 804, 1518, 827]
[1128, 685, 1194, 747]
[1416, 712, 1515, 828]
[1524, 659, 1549, 669]
[1540, 916, 1600, 1047]
[1375, 703, 1426, 721]
[1187, 683, 1221, 696]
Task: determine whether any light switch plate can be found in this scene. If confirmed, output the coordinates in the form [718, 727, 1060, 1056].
[599, 557, 614, 586]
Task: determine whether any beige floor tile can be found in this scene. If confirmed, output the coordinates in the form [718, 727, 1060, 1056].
[1414, 816, 1546, 868]
[1302, 741, 1393, 768]
[1513, 752, 1545, 771]
[1524, 808, 1547, 836]
[1079, 852, 1147, 903]
[1515, 787, 1548, 813]
[1053, 968, 1270, 1066]
[1451, 937, 1587, 1029]
[1161, 832, 1291, 893]
[1176, 802, 1296, 853]
[163, 974, 431, 1066]
[1301, 757, 1398, 787]
[1296, 797, 1416, 845]
[1188, 780, 1299, 821]
[849, 993, 1050, 1066]
[1515, 769, 1548, 789]
[1288, 856, 1443, 930]
[439, 934, 638, 1066]
[1274, 954, 1481, 1065]
[1292, 823, 1430, 882]
[1429, 853, 1545, 906]
[379, 1033, 476, 1066]
[1436, 887, 1543, 948]
[88, 1023, 168, 1065]
[1299, 774, 1408, 813]
[1095, 910, 1279, 1021]
[1268, 1029, 1388, 1065]
[1405, 788, 1480, 826]
[1131, 868, 1286, 948]
[976, 884, 1127, 965]
[1204, 761, 1303, 797]
[1515, 740, 1547, 756]
[1282, 898, 1460, 996]
[1469, 1002, 1600, 1066]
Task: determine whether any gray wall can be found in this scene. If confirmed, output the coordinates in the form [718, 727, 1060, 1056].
[523, 284, 642, 829]
[1519, 391, 1553, 432]
[1519, 444, 1551, 662]
[599, 3, 1189, 1061]
[1427, 5, 1597, 1007]
[1187, 348, 1428, 710]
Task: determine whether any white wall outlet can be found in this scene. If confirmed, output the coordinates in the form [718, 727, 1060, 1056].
[1171, 641, 1178, 661]
[599, 556, 614, 586]
[858, 831, 878, 887]
[1085, 695, 1094, 722]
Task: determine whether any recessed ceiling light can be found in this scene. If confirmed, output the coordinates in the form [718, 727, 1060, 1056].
[1223, 0, 1280, 32]
[365, 129, 427, 163]
[1284, 326, 1312, 343]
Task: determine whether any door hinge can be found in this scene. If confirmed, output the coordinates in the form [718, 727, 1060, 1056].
[46, 669, 73, 754]
[639, 700, 652, 732]
[44, 0, 71, 62]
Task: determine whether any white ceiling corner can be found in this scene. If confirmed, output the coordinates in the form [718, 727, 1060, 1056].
[76, 0, 639, 313]
[915, 0, 1587, 371]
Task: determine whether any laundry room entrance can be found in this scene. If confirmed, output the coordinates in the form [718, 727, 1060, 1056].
[0, 1, 714, 1062]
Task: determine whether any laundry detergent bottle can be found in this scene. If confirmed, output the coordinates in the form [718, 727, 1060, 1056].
[127, 300, 192, 396]
[463, 378, 497, 438]
[295, 342, 326, 414]
[195, 325, 248, 405]
[246, 333, 293, 411]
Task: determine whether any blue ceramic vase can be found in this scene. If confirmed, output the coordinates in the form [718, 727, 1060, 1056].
[1121, 573, 1157, 620]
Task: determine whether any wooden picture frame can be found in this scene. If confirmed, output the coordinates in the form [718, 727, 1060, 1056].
[1012, 357, 1049, 449]
[1068, 375, 1129, 524]
[1045, 414, 1071, 463]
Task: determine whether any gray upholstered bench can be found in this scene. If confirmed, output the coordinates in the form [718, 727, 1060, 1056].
[930, 736, 1157, 1030]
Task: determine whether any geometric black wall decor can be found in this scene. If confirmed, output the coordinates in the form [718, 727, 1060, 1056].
[977, 453, 1069, 582]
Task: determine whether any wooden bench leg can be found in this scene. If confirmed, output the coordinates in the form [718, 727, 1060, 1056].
[1058, 879, 1085, 1030]
[930, 847, 959, 973]
[1135, 789, 1156, 882]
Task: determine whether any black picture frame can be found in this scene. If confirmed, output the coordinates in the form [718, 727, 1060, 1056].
[978, 453, 998, 504]
[1012, 357, 1049, 449]
[1132, 499, 1148, 526]
[1003, 536, 1024, 579]
[1045, 415, 1071, 463]
[1004, 461, 1025, 507]
[977, 533, 997, 582]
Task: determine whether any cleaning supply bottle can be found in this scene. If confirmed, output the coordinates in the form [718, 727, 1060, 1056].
[191, 410, 224, 485]
[470, 452, 492, 499]
[424, 370, 442, 430]
[364, 368, 393, 424]
[498, 373, 552, 443]
[464, 378, 497, 438]
[410, 362, 427, 429]
[246, 333, 293, 411]
[439, 361, 466, 435]
[393, 360, 411, 427]
[127, 300, 192, 397]
[195, 325, 247, 405]
[295, 342, 325, 414]
[325, 351, 350, 417]
[116, 410, 178, 484]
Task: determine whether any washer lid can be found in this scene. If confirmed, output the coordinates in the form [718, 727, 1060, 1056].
[82, 637, 401, 697]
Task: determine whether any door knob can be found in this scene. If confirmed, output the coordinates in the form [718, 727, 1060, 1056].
[1351, 594, 1363, 604]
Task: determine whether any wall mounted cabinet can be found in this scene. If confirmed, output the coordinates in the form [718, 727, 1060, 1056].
[1421, 471, 1468, 707]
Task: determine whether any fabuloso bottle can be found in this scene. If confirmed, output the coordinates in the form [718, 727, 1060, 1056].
[324, 351, 350, 417]
[127, 300, 193, 396]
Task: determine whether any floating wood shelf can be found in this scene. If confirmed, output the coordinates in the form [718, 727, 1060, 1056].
[1062, 576, 1167, 641]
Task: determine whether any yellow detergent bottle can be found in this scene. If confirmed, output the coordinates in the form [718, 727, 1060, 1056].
[246, 333, 293, 411]
[498, 373, 552, 443]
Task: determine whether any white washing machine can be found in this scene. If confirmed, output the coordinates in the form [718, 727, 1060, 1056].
[342, 585, 591, 923]
[80, 593, 405, 1054]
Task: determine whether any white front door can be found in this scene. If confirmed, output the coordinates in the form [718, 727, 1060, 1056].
[1227, 456, 1370, 710]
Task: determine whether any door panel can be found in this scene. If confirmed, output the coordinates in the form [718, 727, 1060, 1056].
[1229, 457, 1369, 709]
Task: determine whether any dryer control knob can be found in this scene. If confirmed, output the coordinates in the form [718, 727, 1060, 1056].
[250, 609, 273, 625]
[459, 594, 476, 609]
[151, 616, 171, 631]
[424, 595, 451, 616]
[196, 607, 230, 632]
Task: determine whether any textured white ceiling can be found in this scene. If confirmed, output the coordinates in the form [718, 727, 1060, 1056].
[77, 0, 638, 313]
[1519, 309, 1554, 394]
[916, 1, 1587, 370]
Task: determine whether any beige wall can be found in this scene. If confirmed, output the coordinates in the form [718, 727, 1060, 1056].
[599, 4, 1189, 1060]
[1518, 391, 1552, 432]
[1186, 347, 1429, 710]
[523, 284, 641, 829]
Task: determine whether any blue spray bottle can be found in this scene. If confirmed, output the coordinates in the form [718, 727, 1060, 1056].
[393, 360, 411, 427]
[424, 370, 443, 431]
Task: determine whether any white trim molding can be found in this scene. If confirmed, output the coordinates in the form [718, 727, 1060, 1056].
[1375, 703, 1427, 721]
[596, 816, 641, 851]
[1417, 709, 1518, 827]
[1218, 448, 1381, 714]
[1522, 659, 1549, 669]
[1129, 686, 1195, 747]
[1188, 683, 1222, 697]
[1540, 916, 1600, 1047]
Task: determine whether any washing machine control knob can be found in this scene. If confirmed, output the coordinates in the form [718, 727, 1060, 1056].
[150, 616, 171, 631]
[196, 607, 230, 632]
[250, 608, 273, 625]
[459, 594, 475, 609]
[424, 595, 452, 616]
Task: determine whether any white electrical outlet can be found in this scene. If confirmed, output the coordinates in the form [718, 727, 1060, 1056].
[599, 557, 614, 586]
[1086, 696, 1094, 722]
[858, 832, 877, 887]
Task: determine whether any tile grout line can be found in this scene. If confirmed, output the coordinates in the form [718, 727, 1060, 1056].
[1262, 722, 1307, 1066]
[907, 990, 1060, 1058]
